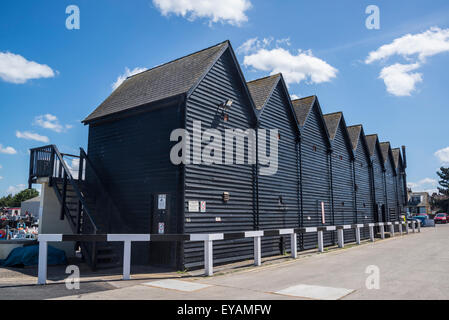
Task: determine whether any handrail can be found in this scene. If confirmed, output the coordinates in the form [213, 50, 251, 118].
[51, 146, 98, 233]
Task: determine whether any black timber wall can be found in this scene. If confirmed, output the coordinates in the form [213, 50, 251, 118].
[396, 162, 406, 214]
[354, 139, 374, 239]
[384, 157, 398, 221]
[300, 105, 333, 250]
[183, 49, 256, 269]
[330, 124, 356, 243]
[257, 82, 300, 256]
[372, 146, 386, 223]
[87, 100, 184, 267]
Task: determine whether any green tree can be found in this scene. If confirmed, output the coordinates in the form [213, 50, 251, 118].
[0, 189, 39, 208]
[436, 167, 449, 211]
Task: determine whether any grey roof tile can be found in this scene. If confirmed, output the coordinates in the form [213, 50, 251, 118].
[323, 112, 342, 140]
[291, 96, 316, 127]
[247, 74, 280, 110]
[84, 41, 229, 123]
[347, 125, 362, 150]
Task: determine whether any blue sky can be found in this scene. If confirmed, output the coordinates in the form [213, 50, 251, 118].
[1, 0, 449, 196]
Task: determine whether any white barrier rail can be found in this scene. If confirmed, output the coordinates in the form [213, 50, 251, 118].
[37, 220, 417, 284]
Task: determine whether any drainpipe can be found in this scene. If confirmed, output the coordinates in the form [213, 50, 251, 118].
[255, 120, 260, 231]
[328, 148, 335, 244]
[369, 159, 376, 222]
[383, 169, 388, 221]
[351, 159, 358, 224]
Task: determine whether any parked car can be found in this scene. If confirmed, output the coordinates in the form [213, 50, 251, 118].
[434, 213, 448, 224]
[412, 214, 428, 227]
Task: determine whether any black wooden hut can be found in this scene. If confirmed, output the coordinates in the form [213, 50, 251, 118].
[392, 147, 407, 214]
[323, 112, 356, 243]
[365, 134, 387, 223]
[347, 125, 374, 239]
[292, 96, 334, 249]
[247, 74, 301, 256]
[380, 142, 399, 222]
[83, 40, 260, 269]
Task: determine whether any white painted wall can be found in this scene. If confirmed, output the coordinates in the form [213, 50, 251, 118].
[38, 181, 76, 258]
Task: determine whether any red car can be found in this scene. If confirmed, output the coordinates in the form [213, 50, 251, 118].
[435, 213, 448, 224]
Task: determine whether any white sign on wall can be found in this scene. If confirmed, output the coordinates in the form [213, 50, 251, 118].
[158, 222, 165, 234]
[158, 194, 166, 210]
[200, 201, 206, 213]
[188, 201, 199, 212]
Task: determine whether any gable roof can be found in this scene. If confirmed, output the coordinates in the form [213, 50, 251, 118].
[323, 112, 355, 159]
[392, 148, 403, 169]
[292, 96, 315, 127]
[292, 96, 331, 148]
[247, 74, 280, 110]
[323, 112, 342, 140]
[247, 73, 300, 132]
[365, 134, 385, 168]
[380, 142, 396, 172]
[347, 125, 362, 151]
[83, 41, 229, 124]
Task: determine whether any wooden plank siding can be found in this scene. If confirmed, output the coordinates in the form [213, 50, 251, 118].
[298, 101, 334, 250]
[183, 48, 257, 269]
[256, 80, 300, 256]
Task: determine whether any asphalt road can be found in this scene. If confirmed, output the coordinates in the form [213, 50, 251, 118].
[2, 224, 448, 300]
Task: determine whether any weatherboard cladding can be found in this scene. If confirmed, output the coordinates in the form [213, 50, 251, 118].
[381, 142, 398, 221]
[366, 135, 387, 223]
[86, 99, 184, 267]
[393, 148, 406, 211]
[293, 98, 334, 250]
[348, 125, 374, 239]
[324, 113, 356, 243]
[251, 76, 301, 256]
[183, 48, 258, 268]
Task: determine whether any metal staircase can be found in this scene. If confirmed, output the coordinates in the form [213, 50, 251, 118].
[28, 145, 126, 270]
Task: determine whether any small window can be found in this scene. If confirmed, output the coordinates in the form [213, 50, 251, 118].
[363, 203, 366, 208]
[339, 155, 343, 160]
[278, 133, 281, 140]
[341, 202, 345, 206]
[313, 145, 317, 152]
[223, 114, 229, 122]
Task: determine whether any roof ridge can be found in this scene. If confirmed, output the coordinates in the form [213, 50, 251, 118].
[292, 95, 316, 102]
[247, 73, 281, 84]
[125, 40, 229, 81]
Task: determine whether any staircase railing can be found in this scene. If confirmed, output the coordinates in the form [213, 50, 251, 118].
[29, 145, 98, 269]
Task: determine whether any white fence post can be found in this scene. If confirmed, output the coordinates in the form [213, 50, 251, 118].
[369, 225, 375, 242]
[355, 226, 361, 245]
[37, 234, 62, 285]
[318, 230, 324, 253]
[389, 223, 395, 237]
[190, 234, 223, 277]
[107, 234, 151, 280]
[417, 220, 421, 233]
[254, 236, 261, 266]
[405, 221, 410, 234]
[412, 221, 416, 233]
[337, 228, 344, 248]
[379, 223, 385, 239]
[291, 233, 298, 259]
[399, 222, 403, 235]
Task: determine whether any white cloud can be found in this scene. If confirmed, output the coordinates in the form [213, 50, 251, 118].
[0, 164, 2, 169]
[0, 176, 3, 180]
[0, 52, 55, 84]
[366, 27, 449, 96]
[435, 146, 449, 164]
[16, 131, 49, 143]
[112, 67, 148, 91]
[34, 114, 71, 133]
[290, 94, 300, 100]
[6, 184, 26, 195]
[242, 46, 338, 86]
[366, 27, 449, 64]
[0, 145, 17, 155]
[408, 178, 439, 194]
[379, 63, 423, 96]
[152, 0, 252, 26]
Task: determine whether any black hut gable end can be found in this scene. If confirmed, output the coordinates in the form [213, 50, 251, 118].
[365, 134, 387, 223]
[323, 112, 356, 243]
[247, 74, 300, 256]
[392, 148, 407, 212]
[347, 125, 374, 239]
[292, 96, 333, 249]
[380, 142, 399, 222]
[83, 41, 259, 269]
[183, 42, 259, 269]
